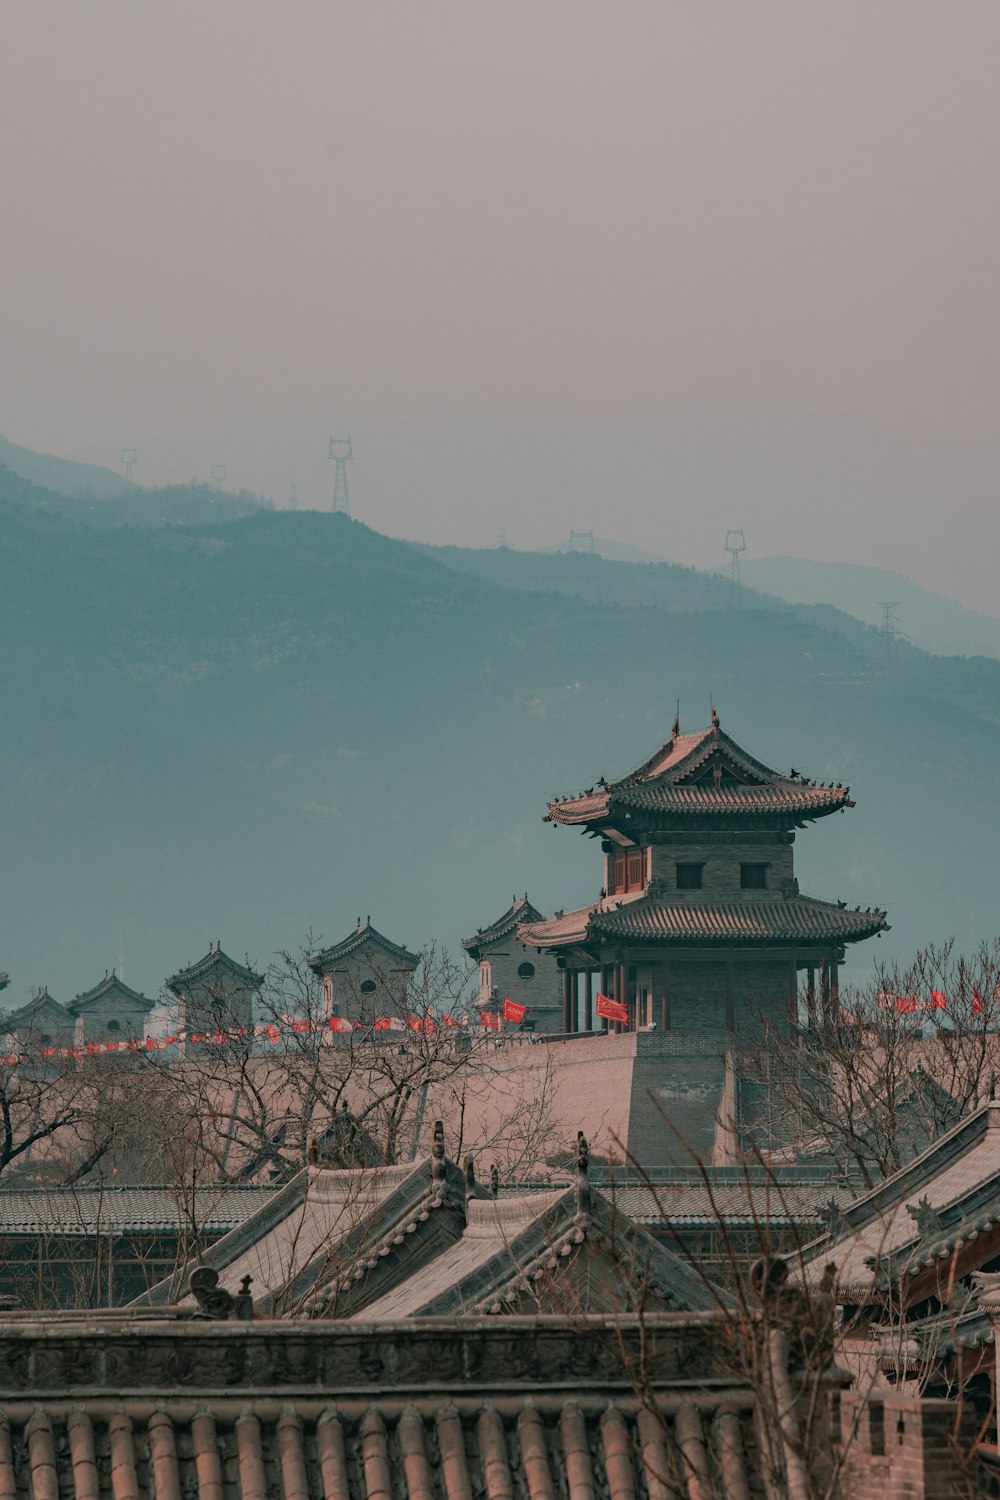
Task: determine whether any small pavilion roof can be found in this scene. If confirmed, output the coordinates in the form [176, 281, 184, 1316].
[0, 988, 74, 1031]
[520, 892, 888, 951]
[462, 894, 546, 959]
[308, 918, 421, 974]
[70, 971, 154, 1014]
[165, 946, 263, 997]
[546, 712, 853, 828]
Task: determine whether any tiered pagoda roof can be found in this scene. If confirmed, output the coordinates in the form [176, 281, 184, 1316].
[165, 945, 264, 997]
[309, 918, 421, 974]
[546, 711, 853, 831]
[71, 971, 154, 1014]
[521, 891, 888, 952]
[462, 894, 546, 961]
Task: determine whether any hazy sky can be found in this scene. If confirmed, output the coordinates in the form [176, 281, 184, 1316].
[4, 3, 1000, 605]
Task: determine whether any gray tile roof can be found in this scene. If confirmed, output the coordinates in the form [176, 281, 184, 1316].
[0, 1185, 276, 1235]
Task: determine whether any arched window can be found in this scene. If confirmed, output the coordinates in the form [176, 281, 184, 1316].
[107, 1018, 121, 1032]
[360, 979, 377, 995]
[517, 962, 536, 981]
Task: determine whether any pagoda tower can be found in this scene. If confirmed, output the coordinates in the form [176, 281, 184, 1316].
[519, 710, 888, 1035]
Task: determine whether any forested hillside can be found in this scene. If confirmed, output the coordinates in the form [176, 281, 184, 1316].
[2, 466, 998, 1002]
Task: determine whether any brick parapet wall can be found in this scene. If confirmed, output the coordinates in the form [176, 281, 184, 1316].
[839, 1391, 983, 1500]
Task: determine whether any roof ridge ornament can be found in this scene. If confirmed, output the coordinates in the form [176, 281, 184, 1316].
[432, 1121, 446, 1185]
[576, 1131, 591, 1215]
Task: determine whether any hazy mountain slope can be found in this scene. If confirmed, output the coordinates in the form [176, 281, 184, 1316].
[1, 461, 267, 529]
[738, 555, 1000, 661]
[0, 435, 136, 500]
[2, 472, 999, 1006]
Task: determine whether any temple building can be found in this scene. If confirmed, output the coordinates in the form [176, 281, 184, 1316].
[462, 894, 563, 1030]
[309, 918, 420, 1022]
[70, 971, 154, 1043]
[166, 945, 263, 1035]
[519, 709, 888, 1036]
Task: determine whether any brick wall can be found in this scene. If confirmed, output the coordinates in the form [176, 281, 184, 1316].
[839, 1391, 983, 1500]
[475, 941, 563, 1031]
[649, 836, 794, 896]
[73, 998, 149, 1043]
[323, 942, 416, 1022]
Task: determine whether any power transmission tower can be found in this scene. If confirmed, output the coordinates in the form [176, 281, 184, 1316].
[328, 437, 353, 515]
[724, 529, 746, 589]
[210, 464, 227, 491]
[121, 447, 138, 482]
[569, 529, 595, 552]
[496, 527, 510, 549]
[878, 601, 906, 690]
[289, 483, 299, 510]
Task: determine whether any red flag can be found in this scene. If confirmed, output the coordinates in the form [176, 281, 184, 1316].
[973, 985, 984, 1016]
[502, 997, 528, 1023]
[328, 1016, 352, 1032]
[440, 1014, 459, 1028]
[596, 992, 629, 1024]
[930, 990, 947, 1010]
[479, 1010, 501, 1030]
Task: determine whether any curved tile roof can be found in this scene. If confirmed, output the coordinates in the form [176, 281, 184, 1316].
[462, 896, 546, 959]
[520, 895, 888, 949]
[546, 717, 852, 827]
[309, 921, 421, 972]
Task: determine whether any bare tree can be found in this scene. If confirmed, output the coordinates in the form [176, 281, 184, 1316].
[737, 939, 1000, 1186]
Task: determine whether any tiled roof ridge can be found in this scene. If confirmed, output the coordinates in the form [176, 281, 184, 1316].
[545, 719, 854, 826]
[296, 1152, 468, 1316]
[463, 896, 546, 953]
[130, 1168, 312, 1308]
[418, 1183, 726, 1318]
[1, 991, 75, 1027]
[521, 893, 889, 948]
[165, 946, 264, 994]
[70, 971, 152, 1011]
[309, 920, 421, 971]
[802, 1100, 1000, 1261]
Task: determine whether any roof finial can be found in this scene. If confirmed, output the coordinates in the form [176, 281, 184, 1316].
[672, 700, 680, 739]
[464, 1154, 476, 1191]
[490, 1162, 499, 1199]
[432, 1119, 446, 1184]
[710, 698, 719, 731]
[576, 1130, 591, 1215]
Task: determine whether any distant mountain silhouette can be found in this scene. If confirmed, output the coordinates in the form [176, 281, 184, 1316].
[2, 464, 999, 1003]
[732, 555, 1000, 663]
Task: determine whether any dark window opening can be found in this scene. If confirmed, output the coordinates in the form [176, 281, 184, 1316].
[360, 979, 377, 994]
[676, 863, 704, 890]
[740, 863, 768, 890]
[517, 962, 535, 981]
[106, 1018, 121, 1032]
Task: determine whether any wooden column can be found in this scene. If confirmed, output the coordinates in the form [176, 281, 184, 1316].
[562, 970, 572, 1033]
[806, 966, 817, 1028]
[584, 970, 593, 1032]
[616, 959, 628, 1035]
[820, 958, 830, 1020]
[725, 961, 735, 1033]
[659, 961, 670, 1031]
[600, 965, 610, 1032]
[829, 957, 840, 1020]
[788, 957, 799, 1026]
